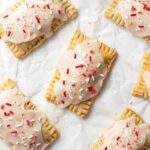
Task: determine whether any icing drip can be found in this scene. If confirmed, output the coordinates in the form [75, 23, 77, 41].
[100, 117, 150, 150]
[54, 40, 108, 107]
[143, 71, 150, 97]
[0, 0, 67, 44]
[118, 0, 150, 37]
[0, 88, 47, 150]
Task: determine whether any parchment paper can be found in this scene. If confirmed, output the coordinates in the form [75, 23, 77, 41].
[0, 0, 150, 150]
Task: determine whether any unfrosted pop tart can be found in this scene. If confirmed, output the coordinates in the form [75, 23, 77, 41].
[104, 0, 150, 43]
[0, 79, 59, 150]
[0, 0, 77, 59]
[132, 52, 150, 100]
[90, 108, 150, 150]
[46, 30, 117, 117]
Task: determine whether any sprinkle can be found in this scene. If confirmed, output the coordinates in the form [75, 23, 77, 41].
[86, 77, 90, 83]
[8, 117, 13, 121]
[26, 120, 33, 127]
[63, 80, 66, 85]
[87, 87, 96, 94]
[130, 13, 136, 16]
[90, 50, 94, 54]
[6, 103, 12, 106]
[138, 11, 142, 14]
[11, 131, 17, 136]
[134, 130, 139, 136]
[131, 6, 136, 11]
[92, 76, 95, 81]
[63, 91, 67, 97]
[79, 96, 83, 100]
[46, 4, 50, 9]
[79, 88, 84, 92]
[9, 110, 14, 115]
[89, 56, 93, 62]
[6, 124, 11, 128]
[74, 53, 77, 59]
[4, 111, 10, 116]
[35, 16, 41, 24]
[138, 25, 144, 28]
[66, 68, 70, 74]
[31, 5, 35, 8]
[116, 136, 120, 141]
[28, 135, 34, 139]
[1, 105, 4, 109]
[7, 31, 12, 37]
[104, 147, 107, 150]
[60, 100, 65, 104]
[23, 29, 26, 33]
[72, 84, 76, 87]
[97, 63, 101, 68]
[34, 129, 40, 132]
[3, 15, 9, 19]
[58, 9, 61, 14]
[75, 64, 85, 68]
[82, 73, 87, 77]
[22, 137, 26, 140]
[36, 143, 41, 147]
[99, 74, 104, 77]
[37, 25, 42, 30]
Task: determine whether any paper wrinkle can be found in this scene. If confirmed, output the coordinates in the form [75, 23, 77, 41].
[0, 0, 150, 150]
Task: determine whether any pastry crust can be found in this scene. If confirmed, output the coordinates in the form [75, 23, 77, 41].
[90, 108, 150, 150]
[132, 53, 150, 100]
[0, 79, 59, 145]
[0, 0, 77, 59]
[104, 0, 150, 43]
[46, 30, 117, 118]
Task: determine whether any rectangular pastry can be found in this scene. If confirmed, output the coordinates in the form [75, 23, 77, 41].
[46, 30, 117, 118]
[0, 79, 59, 149]
[90, 108, 150, 150]
[132, 52, 150, 100]
[0, 0, 77, 59]
[104, 0, 150, 43]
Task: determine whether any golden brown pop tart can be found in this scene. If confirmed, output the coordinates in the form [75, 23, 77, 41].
[104, 0, 150, 43]
[0, 0, 77, 59]
[46, 30, 117, 118]
[132, 52, 150, 100]
[90, 108, 150, 150]
[0, 79, 59, 150]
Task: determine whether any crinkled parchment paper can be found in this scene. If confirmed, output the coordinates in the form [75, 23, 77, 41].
[0, 0, 150, 150]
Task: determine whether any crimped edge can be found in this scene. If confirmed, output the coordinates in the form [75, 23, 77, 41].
[0, 0, 78, 59]
[132, 53, 150, 100]
[46, 30, 117, 118]
[0, 79, 59, 145]
[90, 108, 150, 150]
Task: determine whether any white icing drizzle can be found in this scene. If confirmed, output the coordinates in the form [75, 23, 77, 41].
[143, 71, 150, 97]
[100, 117, 150, 150]
[0, 88, 48, 150]
[54, 40, 108, 107]
[0, 0, 67, 44]
[118, 0, 150, 37]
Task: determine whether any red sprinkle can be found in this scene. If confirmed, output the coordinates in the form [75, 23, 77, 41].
[131, 6, 136, 11]
[66, 68, 70, 74]
[116, 136, 120, 141]
[7, 31, 11, 37]
[4, 112, 10, 116]
[60, 100, 65, 104]
[3, 15, 9, 19]
[135, 130, 139, 136]
[138, 25, 144, 28]
[74, 53, 77, 59]
[72, 84, 76, 87]
[26, 120, 33, 127]
[130, 13, 136, 16]
[138, 11, 142, 14]
[35, 16, 41, 24]
[58, 9, 61, 14]
[63, 80, 66, 85]
[31, 5, 35, 8]
[23, 29, 26, 33]
[82, 73, 87, 77]
[1, 105, 4, 110]
[9, 110, 14, 115]
[6, 124, 11, 128]
[47, 4, 50, 9]
[104, 147, 107, 150]
[126, 123, 129, 128]
[75, 64, 85, 68]
[63, 91, 67, 97]
[87, 87, 96, 94]
[90, 50, 94, 54]
[89, 56, 93, 62]
[6, 103, 12, 107]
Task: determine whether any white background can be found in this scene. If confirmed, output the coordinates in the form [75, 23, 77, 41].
[0, 0, 150, 150]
